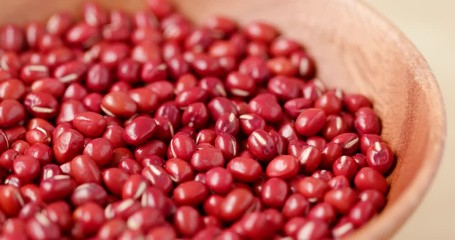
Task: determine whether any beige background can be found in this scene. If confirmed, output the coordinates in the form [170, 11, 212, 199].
[366, 0, 455, 239]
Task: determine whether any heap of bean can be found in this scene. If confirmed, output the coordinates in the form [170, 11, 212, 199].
[0, 0, 396, 239]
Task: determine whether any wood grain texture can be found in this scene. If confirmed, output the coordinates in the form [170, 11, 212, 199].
[0, 0, 446, 239]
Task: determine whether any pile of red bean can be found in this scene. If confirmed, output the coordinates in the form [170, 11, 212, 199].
[0, 0, 396, 239]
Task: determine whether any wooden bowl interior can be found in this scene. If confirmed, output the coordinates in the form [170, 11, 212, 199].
[0, 0, 445, 239]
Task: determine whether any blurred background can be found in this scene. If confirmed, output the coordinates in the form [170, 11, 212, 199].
[366, 0, 454, 239]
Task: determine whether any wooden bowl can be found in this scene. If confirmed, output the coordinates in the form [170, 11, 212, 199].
[0, 0, 446, 239]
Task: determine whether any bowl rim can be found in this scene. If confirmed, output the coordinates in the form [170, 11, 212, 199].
[346, 1, 446, 239]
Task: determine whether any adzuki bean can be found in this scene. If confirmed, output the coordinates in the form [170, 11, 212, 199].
[0, 1, 396, 239]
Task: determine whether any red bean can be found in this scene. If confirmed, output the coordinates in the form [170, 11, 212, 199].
[53, 61, 86, 85]
[103, 125, 126, 148]
[4, 174, 23, 188]
[315, 92, 342, 115]
[121, 174, 148, 200]
[359, 189, 386, 211]
[266, 155, 299, 179]
[214, 133, 239, 160]
[83, 2, 108, 27]
[227, 157, 262, 183]
[312, 170, 334, 183]
[244, 22, 277, 43]
[134, 140, 167, 161]
[102, 168, 129, 196]
[129, 87, 159, 113]
[203, 195, 223, 218]
[0, 99, 25, 128]
[215, 113, 240, 135]
[73, 202, 105, 236]
[296, 177, 330, 203]
[321, 142, 343, 169]
[174, 206, 203, 237]
[123, 116, 157, 146]
[142, 165, 172, 194]
[146, 224, 177, 240]
[333, 156, 359, 180]
[40, 175, 76, 202]
[248, 93, 283, 123]
[308, 202, 337, 225]
[247, 129, 277, 162]
[0, 79, 26, 100]
[70, 155, 101, 184]
[20, 184, 42, 204]
[295, 108, 326, 137]
[324, 188, 358, 215]
[267, 57, 298, 76]
[97, 218, 127, 239]
[354, 107, 381, 135]
[82, 138, 112, 167]
[297, 145, 322, 174]
[366, 142, 394, 174]
[101, 92, 137, 118]
[72, 111, 107, 138]
[205, 167, 234, 195]
[13, 155, 40, 183]
[71, 182, 107, 207]
[282, 193, 310, 219]
[332, 217, 355, 238]
[237, 211, 276, 239]
[344, 94, 372, 113]
[328, 175, 350, 190]
[164, 158, 193, 184]
[52, 129, 85, 164]
[85, 63, 112, 93]
[207, 97, 238, 120]
[354, 167, 389, 194]
[225, 72, 255, 97]
[191, 148, 225, 172]
[173, 180, 208, 206]
[279, 122, 299, 142]
[310, 136, 330, 150]
[260, 177, 288, 208]
[40, 164, 61, 181]
[105, 198, 141, 220]
[0, 185, 24, 217]
[220, 188, 254, 222]
[348, 201, 376, 227]
[167, 134, 196, 161]
[332, 132, 360, 156]
[25, 213, 61, 240]
[128, 207, 165, 232]
[295, 219, 330, 240]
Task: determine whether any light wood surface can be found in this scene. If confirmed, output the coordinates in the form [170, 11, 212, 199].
[0, 0, 446, 239]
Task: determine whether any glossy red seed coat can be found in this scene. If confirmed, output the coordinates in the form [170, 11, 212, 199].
[296, 177, 330, 202]
[220, 188, 254, 222]
[191, 148, 225, 172]
[174, 206, 203, 237]
[261, 177, 288, 208]
[266, 155, 299, 179]
[354, 167, 389, 194]
[247, 129, 277, 162]
[227, 157, 262, 183]
[205, 167, 234, 195]
[72, 111, 106, 138]
[73, 202, 106, 236]
[366, 142, 394, 174]
[173, 180, 208, 206]
[70, 155, 101, 184]
[295, 108, 326, 136]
